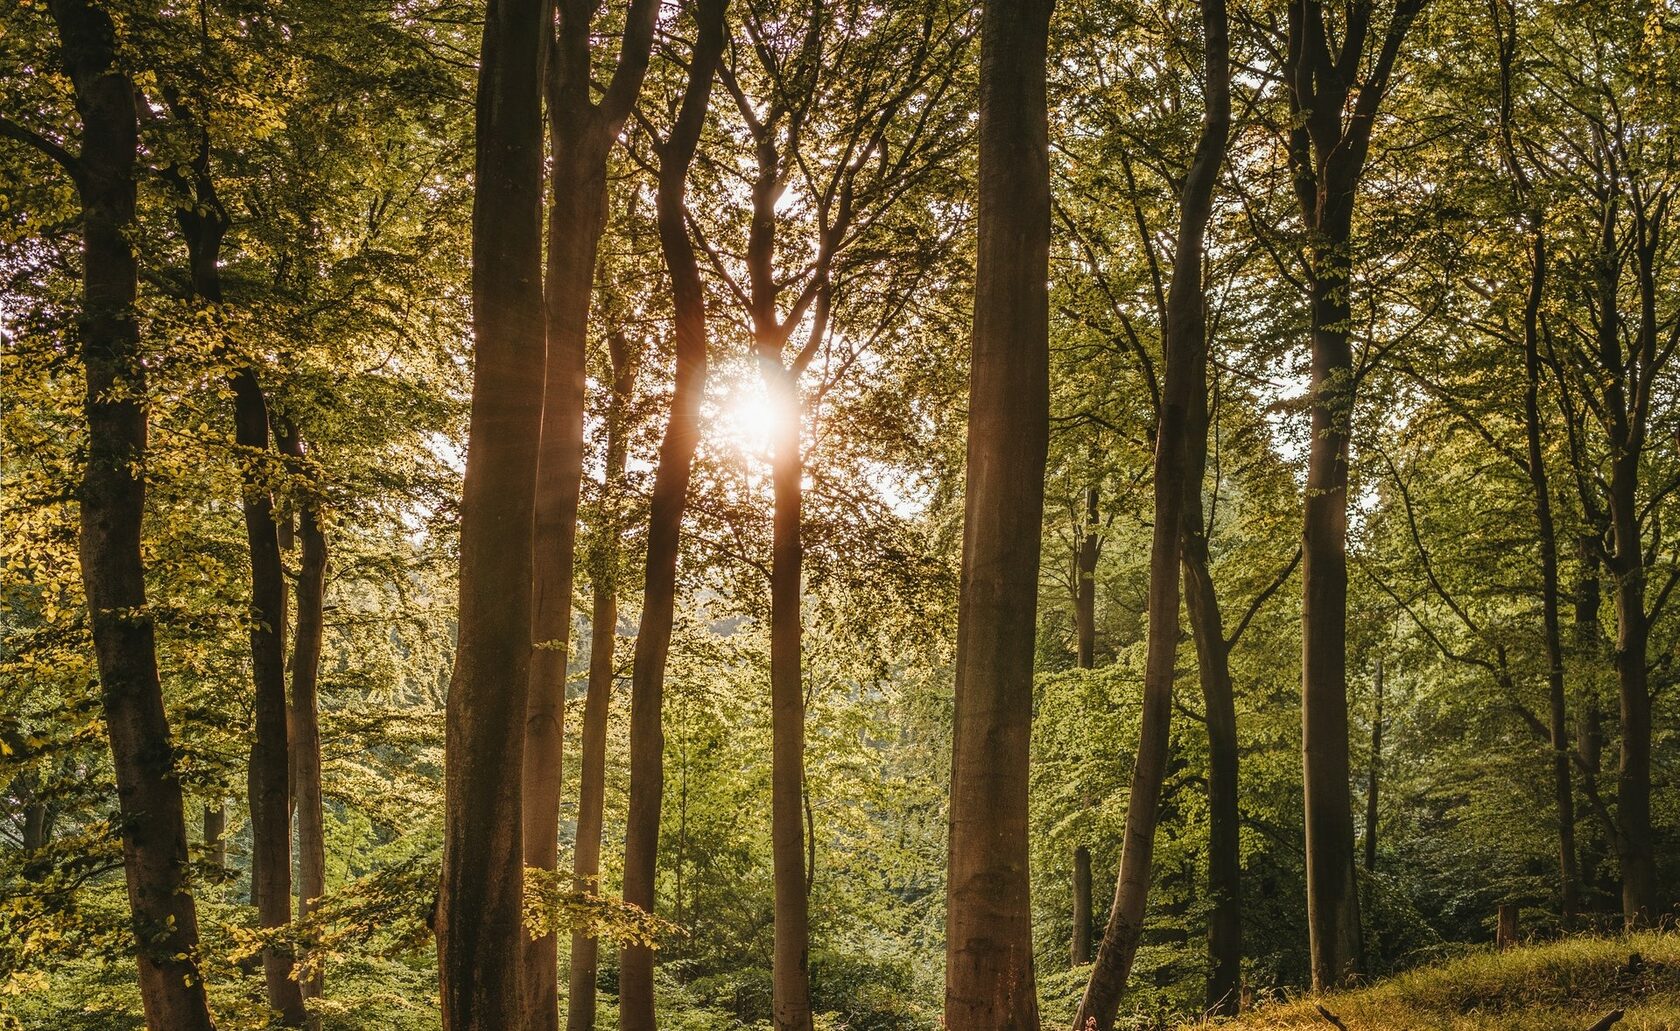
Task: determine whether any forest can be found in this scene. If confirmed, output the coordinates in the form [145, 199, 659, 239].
[1, 0, 1677, 1028]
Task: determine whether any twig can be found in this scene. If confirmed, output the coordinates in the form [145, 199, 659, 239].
[1315, 1004, 1349, 1030]
[1585, 1009, 1624, 1031]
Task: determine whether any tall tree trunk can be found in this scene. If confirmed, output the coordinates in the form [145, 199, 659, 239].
[944, 0, 1053, 1025]
[526, 7, 658, 1023]
[234, 365, 307, 1026]
[617, 3, 722, 1024]
[1364, 659, 1382, 874]
[280, 430, 329, 999]
[1179, 376, 1241, 1015]
[1074, 0, 1226, 1025]
[1609, 470, 1654, 928]
[163, 93, 305, 1025]
[1285, 0, 1428, 987]
[438, 0, 548, 1025]
[1071, 845, 1093, 967]
[764, 363, 813, 1031]
[567, 559, 615, 1031]
[1607, 214, 1665, 930]
[46, 2, 218, 1026]
[566, 331, 637, 1031]
[523, 128, 601, 1031]
[1075, 486, 1098, 669]
[1297, 212, 1362, 987]
[1518, 232, 1580, 926]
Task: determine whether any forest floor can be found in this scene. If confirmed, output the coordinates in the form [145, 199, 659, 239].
[1190, 932, 1680, 1030]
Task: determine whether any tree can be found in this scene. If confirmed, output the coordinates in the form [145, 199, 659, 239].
[150, 90, 308, 1027]
[617, 1, 727, 1026]
[0, 2, 218, 1028]
[1281, 0, 1428, 989]
[566, 321, 641, 1029]
[1074, 0, 1228, 1022]
[438, 0, 549, 1025]
[944, 0, 1053, 1025]
[525, 0, 660, 1023]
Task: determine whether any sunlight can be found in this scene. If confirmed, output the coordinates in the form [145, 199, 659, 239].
[718, 380, 795, 457]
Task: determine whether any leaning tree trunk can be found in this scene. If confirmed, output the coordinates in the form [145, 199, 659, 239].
[437, 0, 548, 1025]
[1074, 0, 1226, 1025]
[617, 3, 723, 1025]
[47, 1, 218, 1027]
[944, 0, 1053, 1025]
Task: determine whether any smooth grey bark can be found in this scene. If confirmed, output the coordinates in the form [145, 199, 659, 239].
[437, 0, 549, 1025]
[523, 3, 658, 1025]
[1283, 0, 1427, 989]
[945, 0, 1053, 1026]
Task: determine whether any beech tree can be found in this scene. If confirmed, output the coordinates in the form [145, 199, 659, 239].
[437, 0, 549, 1025]
[944, 0, 1053, 1026]
[1281, 0, 1429, 989]
[0, 3, 217, 1027]
[1074, 0, 1227, 1024]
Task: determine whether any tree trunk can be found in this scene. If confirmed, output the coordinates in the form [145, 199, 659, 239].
[1364, 659, 1382, 874]
[1075, 486, 1098, 669]
[204, 804, 226, 871]
[1071, 845, 1093, 967]
[166, 102, 306, 1026]
[235, 363, 308, 1026]
[1181, 537, 1240, 1015]
[527, 2, 659, 1018]
[1608, 487, 1654, 929]
[1298, 218, 1365, 993]
[522, 128, 604, 1031]
[617, 3, 723, 1024]
[438, 0, 548, 1025]
[1074, 0, 1226, 1024]
[1573, 539, 1611, 902]
[1518, 232, 1579, 927]
[1179, 326, 1241, 1018]
[281, 431, 329, 1000]
[944, 1, 1053, 1027]
[49, 1, 218, 1026]
[1496, 903, 1519, 950]
[765, 364, 814, 1031]
[1285, 0, 1427, 987]
[567, 561, 615, 1031]
[566, 332, 636, 1031]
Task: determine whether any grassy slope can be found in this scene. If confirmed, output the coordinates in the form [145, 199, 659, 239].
[1188, 933, 1680, 1031]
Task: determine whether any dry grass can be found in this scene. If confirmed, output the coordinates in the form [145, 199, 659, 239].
[1183, 933, 1680, 1031]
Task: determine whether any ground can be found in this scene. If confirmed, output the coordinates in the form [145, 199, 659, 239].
[1185, 933, 1680, 1031]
